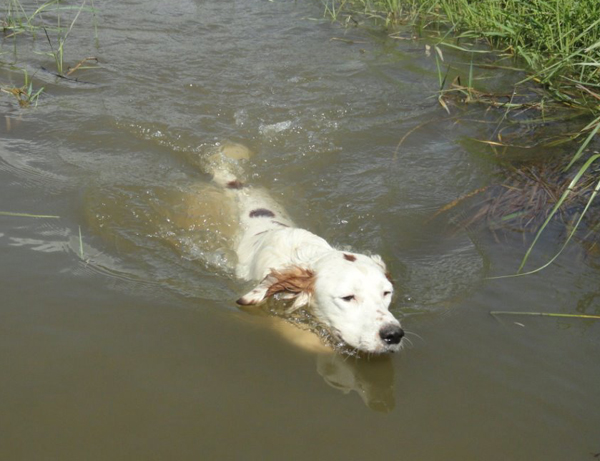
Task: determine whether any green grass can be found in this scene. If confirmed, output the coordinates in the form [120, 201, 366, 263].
[323, 0, 600, 113]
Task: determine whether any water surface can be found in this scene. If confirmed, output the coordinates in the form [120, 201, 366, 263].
[1, 1, 599, 460]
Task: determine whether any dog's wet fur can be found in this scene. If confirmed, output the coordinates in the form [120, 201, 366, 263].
[204, 143, 404, 354]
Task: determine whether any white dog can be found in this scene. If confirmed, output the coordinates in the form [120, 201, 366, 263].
[206, 144, 404, 354]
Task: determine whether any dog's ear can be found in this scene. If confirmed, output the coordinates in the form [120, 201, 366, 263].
[370, 254, 393, 283]
[370, 254, 386, 270]
[236, 266, 315, 310]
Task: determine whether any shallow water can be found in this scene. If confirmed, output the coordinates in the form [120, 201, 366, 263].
[1, 1, 600, 459]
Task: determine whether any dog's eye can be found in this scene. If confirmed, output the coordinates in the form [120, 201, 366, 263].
[341, 295, 355, 302]
[384, 291, 391, 296]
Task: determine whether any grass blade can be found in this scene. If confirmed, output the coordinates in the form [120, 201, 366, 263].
[489, 154, 600, 278]
[491, 311, 600, 320]
[0, 211, 59, 218]
[78, 225, 84, 259]
[564, 116, 600, 171]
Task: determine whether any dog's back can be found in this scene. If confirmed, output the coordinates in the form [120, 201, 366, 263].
[204, 143, 306, 280]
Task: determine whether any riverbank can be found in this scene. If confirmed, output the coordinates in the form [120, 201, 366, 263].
[322, 0, 600, 272]
[325, 0, 600, 115]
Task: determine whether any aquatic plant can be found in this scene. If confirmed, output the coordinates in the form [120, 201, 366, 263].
[39, 0, 94, 75]
[0, 68, 43, 106]
[1, 0, 97, 107]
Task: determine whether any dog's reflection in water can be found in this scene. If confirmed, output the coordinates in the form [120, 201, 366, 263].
[254, 314, 396, 413]
[317, 354, 395, 413]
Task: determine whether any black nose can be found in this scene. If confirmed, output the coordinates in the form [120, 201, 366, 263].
[379, 324, 404, 345]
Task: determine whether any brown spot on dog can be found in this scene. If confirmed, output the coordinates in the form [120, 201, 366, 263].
[227, 180, 244, 189]
[250, 208, 275, 218]
[343, 253, 357, 262]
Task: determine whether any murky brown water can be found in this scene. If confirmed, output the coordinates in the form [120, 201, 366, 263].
[1, 1, 600, 459]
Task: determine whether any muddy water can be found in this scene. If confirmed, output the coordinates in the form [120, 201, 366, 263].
[1, 0, 599, 459]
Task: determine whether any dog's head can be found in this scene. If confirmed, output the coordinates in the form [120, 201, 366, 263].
[237, 252, 403, 354]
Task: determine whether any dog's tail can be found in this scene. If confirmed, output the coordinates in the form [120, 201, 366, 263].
[204, 142, 253, 188]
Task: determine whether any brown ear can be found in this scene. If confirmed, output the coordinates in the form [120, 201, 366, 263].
[236, 266, 315, 310]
